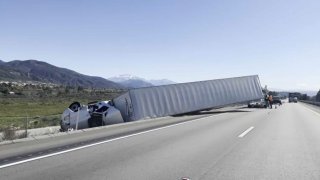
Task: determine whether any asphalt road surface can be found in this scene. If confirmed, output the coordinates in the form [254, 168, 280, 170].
[1, 102, 320, 180]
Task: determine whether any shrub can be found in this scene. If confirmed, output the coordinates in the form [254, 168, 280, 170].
[1, 127, 16, 140]
[1, 127, 29, 141]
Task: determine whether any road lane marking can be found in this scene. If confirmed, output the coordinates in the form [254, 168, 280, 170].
[303, 106, 320, 118]
[0, 114, 223, 169]
[238, 127, 254, 138]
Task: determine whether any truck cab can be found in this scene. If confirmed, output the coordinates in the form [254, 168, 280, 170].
[61, 101, 124, 131]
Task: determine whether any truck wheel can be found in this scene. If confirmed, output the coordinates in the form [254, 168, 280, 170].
[69, 102, 81, 112]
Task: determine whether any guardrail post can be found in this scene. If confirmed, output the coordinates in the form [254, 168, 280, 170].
[25, 111, 28, 138]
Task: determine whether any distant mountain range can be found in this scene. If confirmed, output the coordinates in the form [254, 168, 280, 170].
[1, 60, 318, 94]
[270, 88, 318, 97]
[277, 91, 318, 97]
[108, 74, 176, 88]
[0, 60, 122, 89]
[148, 79, 176, 86]
[0, 60, 177, 89]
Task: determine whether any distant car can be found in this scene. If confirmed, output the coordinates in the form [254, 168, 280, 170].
[289, 97, 298, 103]
[289, 97, 293, 103]
[272, 96, 282, 105]
[248, 99, 267, 108]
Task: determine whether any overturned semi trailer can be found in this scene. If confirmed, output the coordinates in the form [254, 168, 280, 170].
[61, 75, 263, 131]
[112, 75, 263, 122]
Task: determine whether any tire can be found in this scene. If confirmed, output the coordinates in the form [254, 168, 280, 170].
[69, 102, 81, 112]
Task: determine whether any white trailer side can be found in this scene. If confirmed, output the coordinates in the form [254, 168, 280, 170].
[112, 75, 263, 122]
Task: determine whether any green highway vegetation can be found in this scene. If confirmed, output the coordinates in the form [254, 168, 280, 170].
[0, 82, 125, 131]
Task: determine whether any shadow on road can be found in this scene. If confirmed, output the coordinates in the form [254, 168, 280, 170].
[171, 109, 251, 117]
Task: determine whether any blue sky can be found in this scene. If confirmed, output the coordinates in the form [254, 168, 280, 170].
[1, 0, 320, 90]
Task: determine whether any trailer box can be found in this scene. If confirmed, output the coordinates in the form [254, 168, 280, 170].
[112, 75, 263, 122]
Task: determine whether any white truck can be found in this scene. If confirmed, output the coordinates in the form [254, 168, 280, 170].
[61, 75, 263, 131]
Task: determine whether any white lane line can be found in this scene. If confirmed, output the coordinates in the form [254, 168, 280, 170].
[303, 106, 320, 118]
[0, 114, 222, 169]
[238, 127, 254, 138]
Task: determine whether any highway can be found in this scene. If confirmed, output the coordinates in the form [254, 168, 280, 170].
[1, 102, 320, 179]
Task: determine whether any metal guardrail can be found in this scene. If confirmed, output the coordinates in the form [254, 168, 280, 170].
[300, 100, 320, 107]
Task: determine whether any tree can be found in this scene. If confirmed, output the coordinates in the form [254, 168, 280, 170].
[300, 94, 309, 101]
[65, 86, 72, 94]
[1, 88, 9, 94]
[316, 89, 320, 102]
[268, 91, 278, 96]
[77, 86, 84, 92]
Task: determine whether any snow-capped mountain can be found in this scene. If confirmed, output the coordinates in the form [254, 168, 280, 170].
[108, 74, 153, 88]
[149, 79, 176, 86]
[108, 74, 176, 88]
[108, 74, 145, 83]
